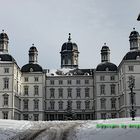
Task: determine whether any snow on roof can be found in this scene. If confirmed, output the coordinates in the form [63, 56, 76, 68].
[46, 68, 74, 76]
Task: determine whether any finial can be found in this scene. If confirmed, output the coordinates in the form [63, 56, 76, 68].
[68, 33, 71, 42]
[104, 43, 106, 46]
[2, 29, 4, 33]
[32, 43, 34, 46]
[133, 28, 135, 30]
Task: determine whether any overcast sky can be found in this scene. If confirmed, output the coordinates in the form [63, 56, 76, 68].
[0, 0, 140, 69]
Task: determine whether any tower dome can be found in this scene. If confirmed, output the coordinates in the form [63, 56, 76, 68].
[129, 28, 140, 50]
[29, 44, 38, 64]
[60, 33, 79, 69]
[101, 43, 110, 62]
[21, 44, 43, 73]
[0, 30, 9, 53]
[96, 43, 117, 71]
[61, 33, 78, 52]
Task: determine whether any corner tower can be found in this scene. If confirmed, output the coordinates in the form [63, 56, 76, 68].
[60, 33, 79, 69]
[0, 30, 9, 53]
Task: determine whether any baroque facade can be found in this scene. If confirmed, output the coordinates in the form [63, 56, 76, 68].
[0, 29, 140, 121]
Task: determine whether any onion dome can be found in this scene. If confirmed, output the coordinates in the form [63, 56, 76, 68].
[129, 28, 139, 37]
[61, 33, 78, 52]
[0, 30, 9, 40]
[21, 63, 43, 72]
[96, 62, 117, 71]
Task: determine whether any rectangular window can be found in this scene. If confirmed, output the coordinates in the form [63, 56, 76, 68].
[50, 101, 55, 110]
[58, 101, 63, 110]
[85, 80, 89, 84]
[100, 85, 105, 95]
[24, 86, 29, 95]
[34, 100, 39, 110]
[76, 101, 81, 109]
[100, 76, 105, 81]
[110, 84, 116, 95]
[76, 80, 81, 84]
[3, 94, 8, 106]
[76, 88, 81, 97]
[110, 76, 115, 81]
[59, 80, 63, 85]
[111, 99, 116, 109]
[85, 88, 90, 97]
[34, 86, 39, 95]
[85, 101, 90, 109]
[23, 100, 28, 110]
[67, 80, 72, 85]
[4, 68, 9, 73]
[3, 112, 8, 119]
[67, 88, 72, 98]
[101, 99, 106, 109]
[24, 77, 28, 82]
[128, 66, 134, 71]
[58, 88, 63, 98]
[4, 78, 9, 89]
[50, 88, 55, 98]
[34, 77, 39, 82]
[23, 114, 28, 120]
[101, 113, 106, 119]
[50, 80, 54, 85]
[34, 114, 39, 121]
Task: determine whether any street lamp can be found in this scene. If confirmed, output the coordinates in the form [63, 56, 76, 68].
[128, 75, 136, 121]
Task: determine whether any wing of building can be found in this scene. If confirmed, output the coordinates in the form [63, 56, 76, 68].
[0, 30, 139, 121]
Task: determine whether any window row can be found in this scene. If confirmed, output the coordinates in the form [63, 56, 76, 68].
[100, 84, 116, 95]
[23, 99, 39, 110]
[50, 79, 90, 85]
[101, 113, 117, 119]
[24, 77, 39, 82]
[23, 114, 39, 121]
[100, 98, 117, 110]
[100, 75, 116, 81]
[23, 85, 39, 95]
[49, 88, 90, 98]
[49, 100, 91, 110]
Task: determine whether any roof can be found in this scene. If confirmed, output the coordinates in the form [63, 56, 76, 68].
[123, 50, 140, 60]
[96, 62, 117, 71]
[21, 63, 43, 72]
[0, 54, 16, 63]
[61, 42, 78, 52]
[0, 32, 9, 40]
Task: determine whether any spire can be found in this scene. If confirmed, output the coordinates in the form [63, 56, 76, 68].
[129, 28, 140, 50]
[29, 44, 38, 64]
[101, 43, 110, 62]
[68, 33, 71, 42]
[0, 30, 9, 53]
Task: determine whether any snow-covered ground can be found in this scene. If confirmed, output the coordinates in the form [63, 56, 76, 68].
[0, 118, 140, 140]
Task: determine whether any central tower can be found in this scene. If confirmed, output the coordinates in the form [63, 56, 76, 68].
[60, 33, 79, 69]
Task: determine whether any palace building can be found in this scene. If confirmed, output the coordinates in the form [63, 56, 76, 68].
[0, 29, 140, 121]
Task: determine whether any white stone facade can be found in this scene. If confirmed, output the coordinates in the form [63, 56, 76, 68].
[0, 29, 140, 121]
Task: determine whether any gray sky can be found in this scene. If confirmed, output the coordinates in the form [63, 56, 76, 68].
[0, 0, 140, 69]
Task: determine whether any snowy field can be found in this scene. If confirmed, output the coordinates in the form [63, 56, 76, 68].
[0, 118, 140, 140]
